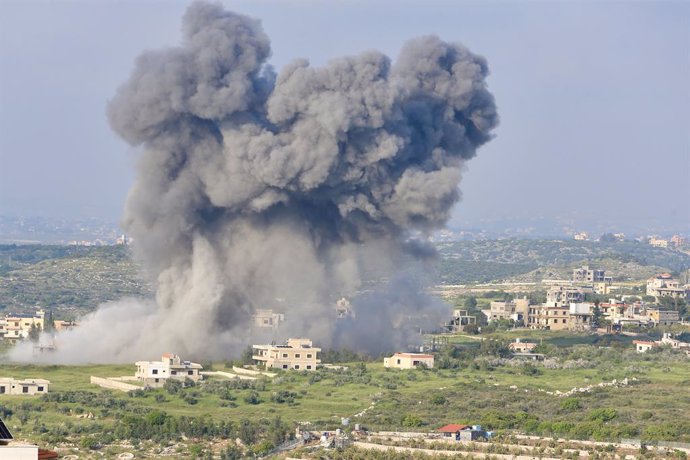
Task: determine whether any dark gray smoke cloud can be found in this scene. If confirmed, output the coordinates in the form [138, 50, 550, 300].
[14, 1, 497, 363]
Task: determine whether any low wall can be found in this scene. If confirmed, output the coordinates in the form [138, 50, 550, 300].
[374, 431, 428, 439]
[90, 376, 141, 392]
[232, 366, 276, 378]
[201, 371, 256, 380]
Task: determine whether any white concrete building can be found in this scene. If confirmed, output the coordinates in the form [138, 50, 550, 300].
[509, 339, 537, 354]
[384, 352, 434, 369]
[135, 353, 203, 388]
[646, 274, 689, 299]
[253, 338, 321, 371]
[0, 378, 50, 396]
[633, 340, 656, 353]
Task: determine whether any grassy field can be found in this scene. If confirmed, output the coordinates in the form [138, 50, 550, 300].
[1, 330, 689, 459]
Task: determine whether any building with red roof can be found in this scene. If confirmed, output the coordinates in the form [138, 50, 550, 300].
[437, 423, 489, 441]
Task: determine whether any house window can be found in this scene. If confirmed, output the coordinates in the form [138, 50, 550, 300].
[155, 378, 159, 383]
[282, 353, 288, 358]
[306, 365, 312, 370]
[282, 364, 288, 369]
[0, 386, 5, 394]
[152, 369, 158, 374]
[295, 354, 300, 358]
[37, 386, 44, 392]
[294, 365, 300, 370]
[306, 354, 312, 358]
[22, 386, 29, 393]
[171, 371, 177, 375]
[397, 359, 401, 364]
[188, 370, 194, 375]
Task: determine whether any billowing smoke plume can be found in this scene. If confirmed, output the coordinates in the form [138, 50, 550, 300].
[13, 1, 497, 363]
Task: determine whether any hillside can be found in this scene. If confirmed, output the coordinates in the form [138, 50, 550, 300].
[1, 240, 688, 315]
[0, 245, 151, 315]
[437, 239, 690, 284]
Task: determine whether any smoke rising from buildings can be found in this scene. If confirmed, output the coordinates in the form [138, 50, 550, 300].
[12, 1, 497, 363]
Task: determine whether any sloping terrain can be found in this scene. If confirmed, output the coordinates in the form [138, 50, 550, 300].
[436, 239, 690, 284]
[0, 245, 151, 314]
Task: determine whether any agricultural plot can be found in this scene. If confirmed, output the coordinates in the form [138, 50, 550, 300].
[0, 331, 689, 458]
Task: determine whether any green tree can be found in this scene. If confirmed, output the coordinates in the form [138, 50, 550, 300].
[464, 296, 477, 309]
[163, 378, 182, 395]
[44, 309, 54, 332]
[430, 394, 447, 405]
[238, 418, 257, 444]
[220, 445, 243, 460]
[401, 414, 423, 427]
[658, 296, 687, 318]
[592, 305, 603, 328]
[480, 339, 511, 358]
[28, 323, 40, 342]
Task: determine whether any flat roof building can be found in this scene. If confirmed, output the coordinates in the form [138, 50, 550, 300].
[384, 352, 434, 369]
[135, 353, 203, 388]
[0, 378, 50, 396]
[253, 338, 321, 371]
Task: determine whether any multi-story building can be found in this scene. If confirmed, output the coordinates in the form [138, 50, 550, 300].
[135, 353, 203, 388]
[546, 287, 584, 307]
[527, 305, 571, 330]
[599, 300, 626, 318]
[646, 274, 689, 299]
[0, 310, 45, 341]
[568, 303, 593, 330]
[671, 235, 687, 247]
[445, 309, 477, 332]
[487, 301, 515, 321]
[486, 297, 530, 323]
[649, 237, 669, 248]
[384, 352, 434, 369]
[252, 338, 321, 371]
[0, 378, 50, 396]
[646, 309, 680, 326]
[572, 265, 606, 283]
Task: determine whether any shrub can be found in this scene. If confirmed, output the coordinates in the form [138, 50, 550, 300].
[244, 391, 261, 405]
[430, 394, 446, 405]
[79, 437, 99, 450]
[163, 379, 183, 395]
[588, 408, 617, 422]
[561, 398, 581, 411]
[401, 414, 423, 427]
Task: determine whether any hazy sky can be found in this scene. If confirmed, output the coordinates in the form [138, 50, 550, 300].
[1, 0, 688, 233]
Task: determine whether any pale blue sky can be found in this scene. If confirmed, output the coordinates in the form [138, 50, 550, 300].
[1, 0, 688, 234]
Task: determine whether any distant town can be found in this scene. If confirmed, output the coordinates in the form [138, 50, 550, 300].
[0, 217, 689, 459]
